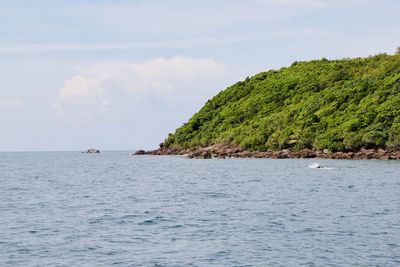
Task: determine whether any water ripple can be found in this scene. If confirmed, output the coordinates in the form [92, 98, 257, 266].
[0, 152, 399, 266]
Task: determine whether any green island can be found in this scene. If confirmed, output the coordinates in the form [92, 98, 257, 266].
[151, 53, 400, 159]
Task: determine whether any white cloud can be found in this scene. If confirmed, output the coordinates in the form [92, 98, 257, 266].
[268, 28, 323, 39]
[0, 1, 379, 55]
[0, 37, 244, 54]
[0, 98, 23, 109]
[57, 56, 228, 116]
[258, 0, 376, 8]
[0, 42, 176, 54]
[258, 0, 328, 8]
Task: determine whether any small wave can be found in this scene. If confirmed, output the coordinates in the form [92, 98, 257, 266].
[139, 219, 157, 225]
[168, 224, 183, 229]
[139, 216, 163, 225]
[200, 191, 230, 198]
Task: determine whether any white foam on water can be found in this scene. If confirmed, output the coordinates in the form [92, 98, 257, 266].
[308, 163, 336, 170]
[308, 163, 320, 169]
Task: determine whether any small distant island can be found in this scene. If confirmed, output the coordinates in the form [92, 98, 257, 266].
[82, 149, 100, 153]
[139, 53, 400, 159]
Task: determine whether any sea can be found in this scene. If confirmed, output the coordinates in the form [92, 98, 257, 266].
[0, 151, 399, 266]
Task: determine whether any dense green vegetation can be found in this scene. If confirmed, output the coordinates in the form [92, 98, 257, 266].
[164, 54, 400, 152]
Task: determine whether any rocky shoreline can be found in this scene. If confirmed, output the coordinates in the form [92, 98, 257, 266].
[135, 144, 400, 160]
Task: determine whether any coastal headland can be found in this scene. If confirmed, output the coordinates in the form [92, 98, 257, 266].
[139, 54, 400, 160]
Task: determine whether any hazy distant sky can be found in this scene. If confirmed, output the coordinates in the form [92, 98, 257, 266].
[0, 0, 399, 151]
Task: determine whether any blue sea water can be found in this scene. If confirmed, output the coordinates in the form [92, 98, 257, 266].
[0, 151, 399, 266]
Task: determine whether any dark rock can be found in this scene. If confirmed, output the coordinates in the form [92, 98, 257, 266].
[143, 143, 399, 160]
[299, 149, 316, 158]
[377, 149, 386, 156]
[278, 149, 290, 159]
[239, 151, 252, 158]
[253, 152, 264, 158]
[201, 151, 212, 159]
[83, 148, 100, 153]
[134, 150, 146, 155]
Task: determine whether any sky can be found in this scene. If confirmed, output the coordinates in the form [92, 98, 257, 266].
[0, 0, 399, 151]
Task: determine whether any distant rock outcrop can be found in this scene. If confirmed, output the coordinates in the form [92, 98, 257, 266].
[83, 149, 100, 153]
[133, 150, 146, 155]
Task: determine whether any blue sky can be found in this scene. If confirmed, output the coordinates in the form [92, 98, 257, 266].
[0, 0, 399, 151]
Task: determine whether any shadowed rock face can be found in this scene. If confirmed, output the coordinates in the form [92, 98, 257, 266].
[134, 144, 400, 160]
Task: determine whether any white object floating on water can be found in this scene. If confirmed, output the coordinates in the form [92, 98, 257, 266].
[308, 163, 336, 170]
[308, 163, 321, 169]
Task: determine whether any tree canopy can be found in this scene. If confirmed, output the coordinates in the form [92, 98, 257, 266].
[164, 54, 400, 152]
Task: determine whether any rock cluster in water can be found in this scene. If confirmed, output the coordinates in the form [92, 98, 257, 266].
[134, 144, 400, 160]
[83, 149, 100, 153]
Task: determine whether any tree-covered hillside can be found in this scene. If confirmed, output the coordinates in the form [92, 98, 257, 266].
[164, 54, 400, 152]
